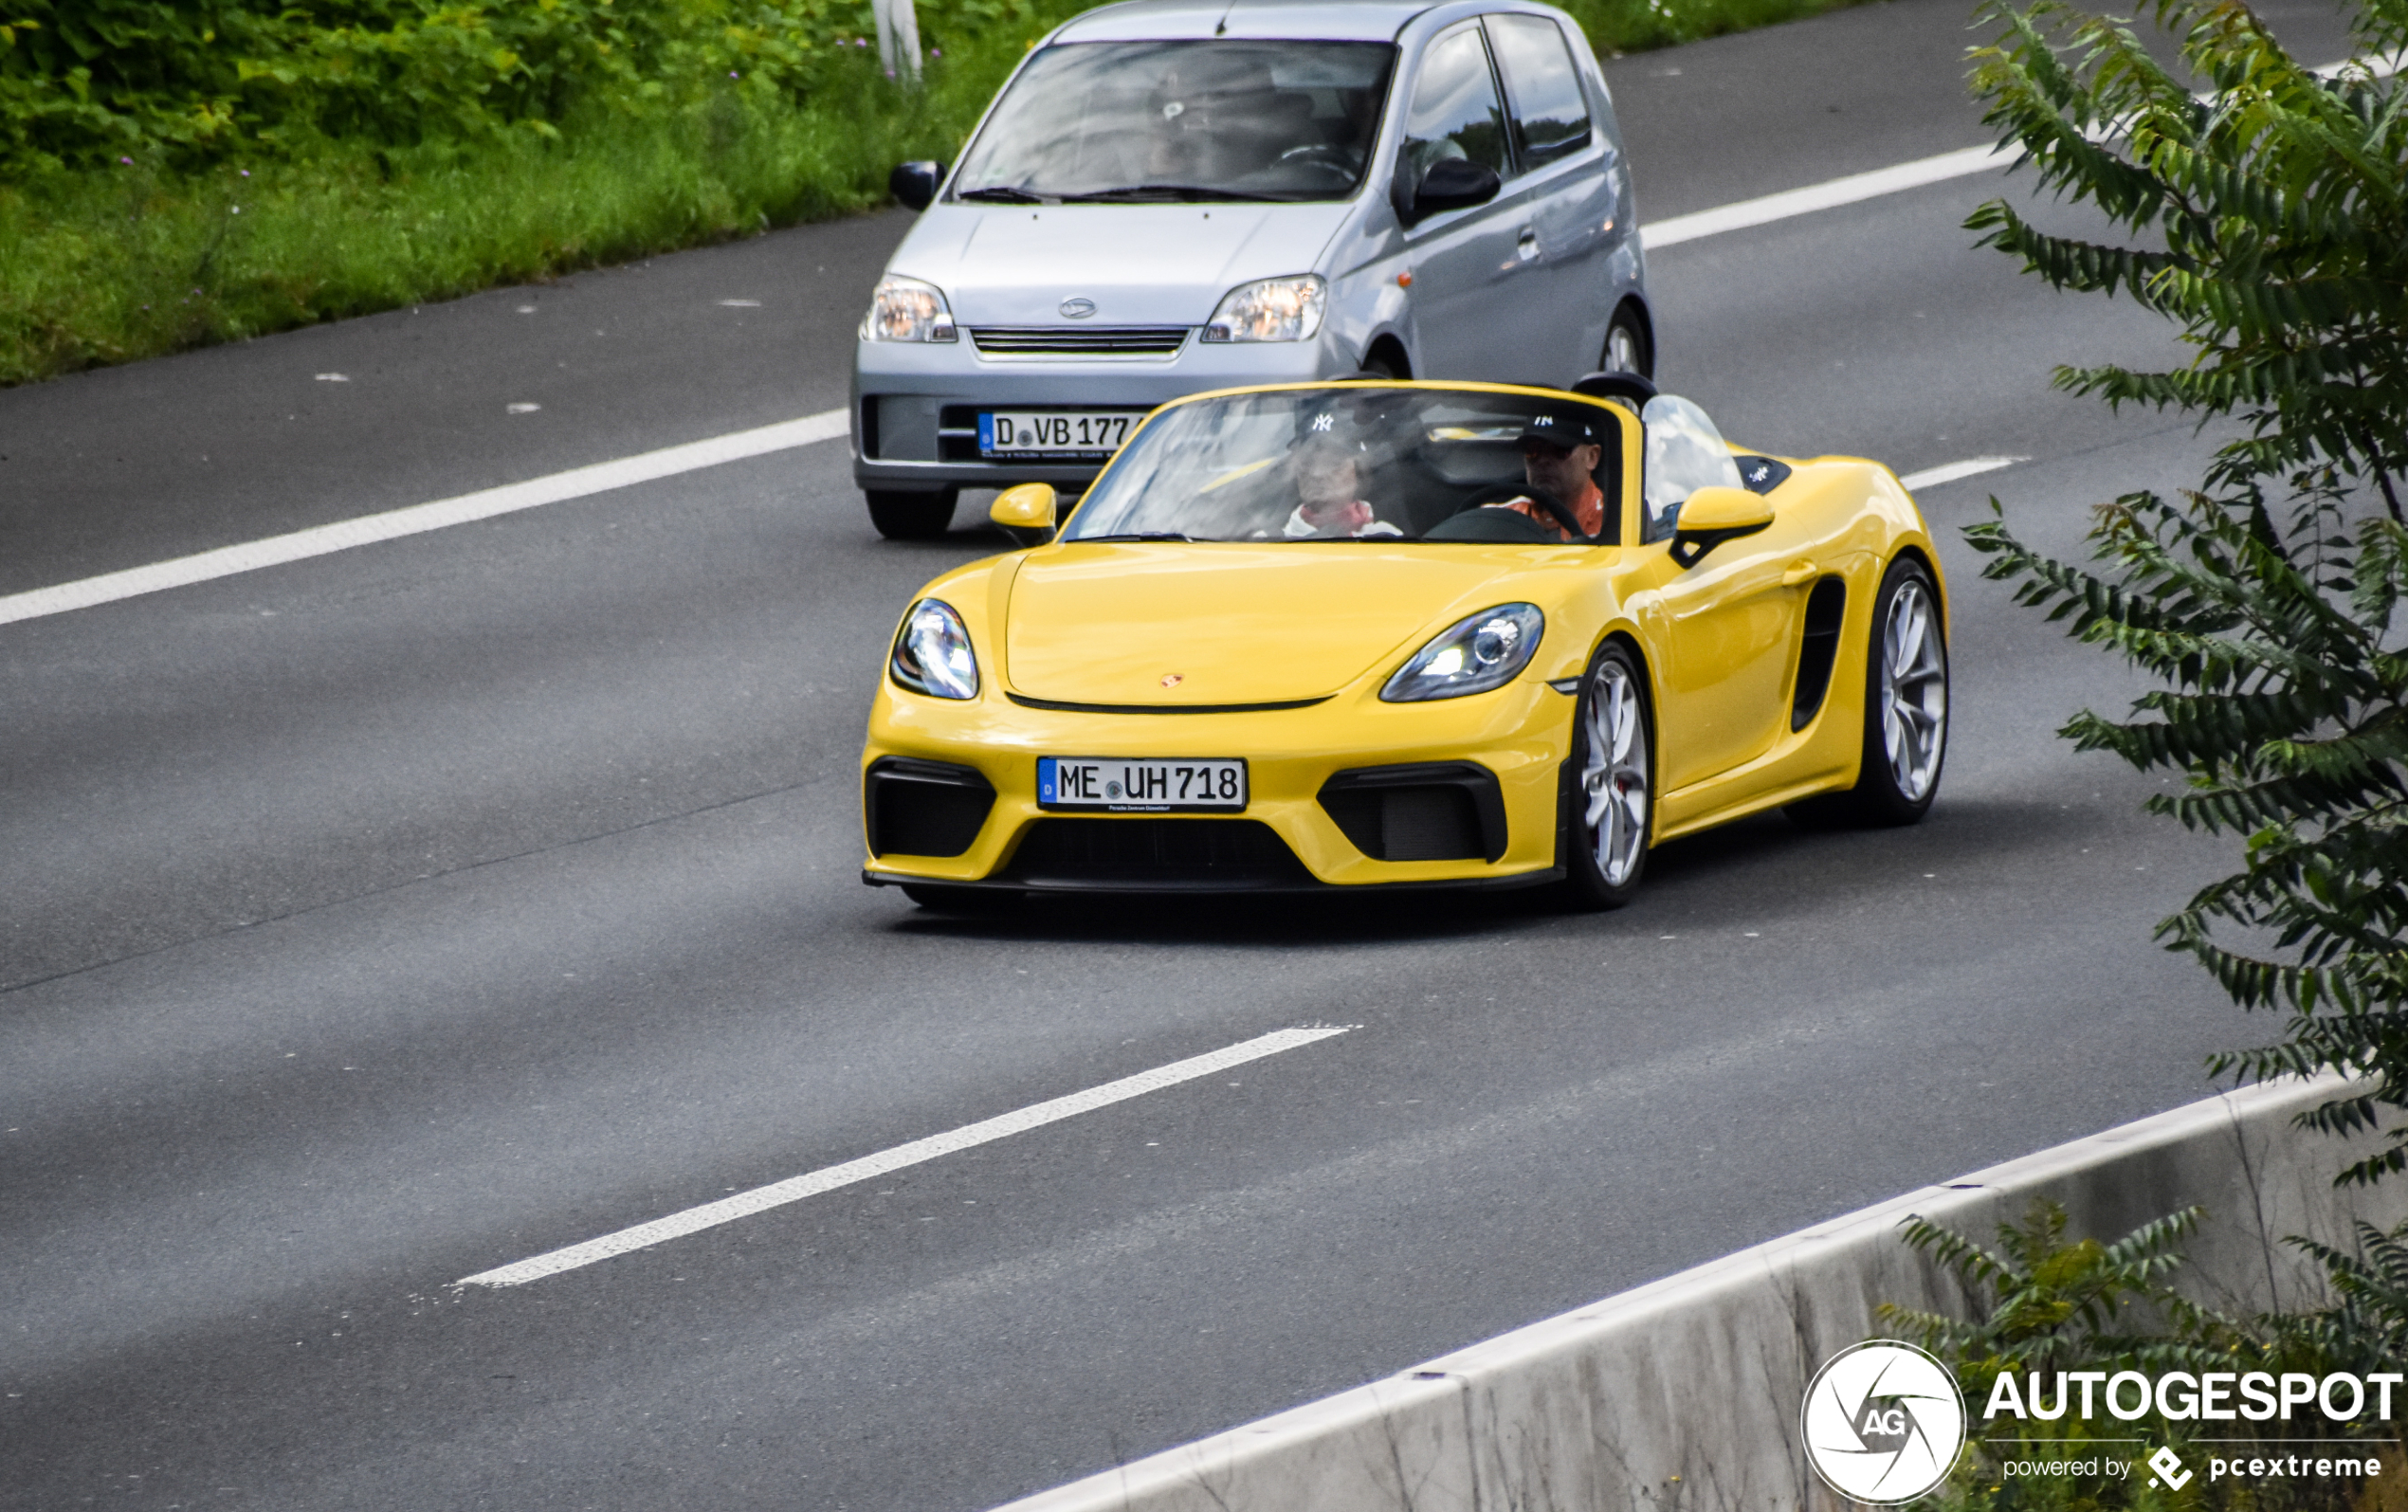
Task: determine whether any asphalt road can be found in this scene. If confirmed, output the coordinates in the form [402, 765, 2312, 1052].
[0, 1, 2368, 1507]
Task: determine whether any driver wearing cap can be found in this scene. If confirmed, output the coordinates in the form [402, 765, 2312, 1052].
[1487, 412, 1608, 540]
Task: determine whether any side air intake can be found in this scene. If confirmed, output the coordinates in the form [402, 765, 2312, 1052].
[1792, 577, 1848, 731]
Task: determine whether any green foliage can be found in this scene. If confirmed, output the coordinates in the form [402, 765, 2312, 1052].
[0, 0, 1877, 383]
[0, 0, 916, 174]
[0, 38, 1005, 382]
[1963, 0, 2408, 513]
[1961, 0, 2408, 1186]
[1884, 1201, 2403, 1512]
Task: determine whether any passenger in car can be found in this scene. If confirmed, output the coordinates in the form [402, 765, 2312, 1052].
[1487, 412, 1607, 540]
[1281, 410, 1404, 538]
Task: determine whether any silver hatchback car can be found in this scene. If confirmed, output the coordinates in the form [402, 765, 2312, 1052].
[850, 0, 1650, 538]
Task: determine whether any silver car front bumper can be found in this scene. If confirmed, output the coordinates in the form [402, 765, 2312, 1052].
[850, 328, 1357, 493]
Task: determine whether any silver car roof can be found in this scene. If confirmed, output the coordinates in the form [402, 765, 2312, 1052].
[1053, 0, 1443, 43]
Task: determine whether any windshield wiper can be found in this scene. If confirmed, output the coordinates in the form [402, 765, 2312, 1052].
[956, 185, 1046, 204]
[1079, 531, 1194, 542]
[1054, 184, 1286, 204]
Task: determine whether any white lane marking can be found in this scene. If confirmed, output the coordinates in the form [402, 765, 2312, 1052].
[1644, 144, 2016, 250]
[0, 410, 848, 628]
[1644, 51, 2400, 252]
[1899, 455, 2025, 491]
[454, 1023, 1358, 1289]
[14, 51, 2399, 628]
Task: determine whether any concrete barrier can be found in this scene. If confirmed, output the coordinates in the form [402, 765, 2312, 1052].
[995, 1075, 2408, 1512]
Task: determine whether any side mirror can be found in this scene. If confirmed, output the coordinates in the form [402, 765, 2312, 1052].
[1394, 156, 1501, 228]
[1669, 485, 1774, 568]
[889, 160, 946, 212]
[990, 483, 1058, 545]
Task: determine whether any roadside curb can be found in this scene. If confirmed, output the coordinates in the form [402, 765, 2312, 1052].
[994, 1075, 2408, 1512]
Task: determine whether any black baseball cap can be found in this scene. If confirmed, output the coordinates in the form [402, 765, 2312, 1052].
[1295, 403, 1369, 450]
[1516, 411, 1603, 451]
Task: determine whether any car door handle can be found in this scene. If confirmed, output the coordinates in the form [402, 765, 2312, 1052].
[1516, 229, 1539, 262]
[1781, 560, 1816, 587]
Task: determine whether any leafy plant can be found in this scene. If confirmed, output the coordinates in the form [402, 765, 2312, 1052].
[0, 0, 902, 175]
[1885, 1201, 2400, 1512]
[1960, 0, 2408, 1186]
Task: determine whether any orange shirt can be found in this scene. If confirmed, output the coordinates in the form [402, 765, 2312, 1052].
[1502, 478, 1608, 539]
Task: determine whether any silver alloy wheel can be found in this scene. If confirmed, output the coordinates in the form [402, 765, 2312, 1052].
[1582, 660, 1650, 885]
[1879, 577, 1948, 802]
[1605, 320, 1643, 373]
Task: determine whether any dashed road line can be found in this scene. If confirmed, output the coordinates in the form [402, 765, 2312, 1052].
[454, 1023, 1358, 1289]
[1644, 51, 2399, 251]
[1642, 144, 2016, 251]
[1899, 456, 2025, 492]
[0, 410, 847, 628]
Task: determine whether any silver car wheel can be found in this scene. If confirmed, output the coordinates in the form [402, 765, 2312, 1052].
[1605, 320, 1643, 373]
[1880, 577, 1947, 802]
[1582, 660, 1650, 885]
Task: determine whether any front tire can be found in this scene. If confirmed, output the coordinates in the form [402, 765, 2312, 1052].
[1602, 302, 1652, 379]
[1790, 556, 1948, 828]
[1561, 641, 1654, 909]
[866, 488, 959, 540]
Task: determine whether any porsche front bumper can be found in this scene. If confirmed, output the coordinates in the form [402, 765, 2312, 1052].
[860, 680, 1578, 893]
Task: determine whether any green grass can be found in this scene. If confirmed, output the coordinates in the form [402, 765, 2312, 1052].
[0, 0, 1881, 389]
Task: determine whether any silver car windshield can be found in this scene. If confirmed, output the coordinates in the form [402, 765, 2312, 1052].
[951, 41, 1397, 204]
[1063, 389, 1619, 544]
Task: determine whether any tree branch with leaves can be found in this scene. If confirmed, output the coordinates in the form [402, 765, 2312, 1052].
[1962, 0, 2408, 1185]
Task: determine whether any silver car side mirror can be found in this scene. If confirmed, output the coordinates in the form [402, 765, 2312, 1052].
[1393, 157, 1501, 228]
[889, 161, 946, 212]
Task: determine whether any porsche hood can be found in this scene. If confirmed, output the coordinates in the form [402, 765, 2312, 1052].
[1000, 543, 1548, 706]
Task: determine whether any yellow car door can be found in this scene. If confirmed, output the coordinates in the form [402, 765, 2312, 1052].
[1642, 510, 1818, 792]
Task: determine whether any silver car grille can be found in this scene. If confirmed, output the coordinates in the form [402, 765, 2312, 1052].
[968, 325, 1191, 356]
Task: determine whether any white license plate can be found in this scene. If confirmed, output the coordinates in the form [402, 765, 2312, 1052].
[980, 410, 1137, 456]
[1038, 756, 1247, 811]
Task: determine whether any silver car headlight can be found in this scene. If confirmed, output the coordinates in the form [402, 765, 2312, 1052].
[890, 599, 979, 699]
[1381, 605, 1544, 702]
[861, 274, 958, 343]
[1201, 274, 1326, 343]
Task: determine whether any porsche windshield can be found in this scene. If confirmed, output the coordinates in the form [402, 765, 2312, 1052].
[1064, 389, 1621, 544]
[950, 42, 1396, 204]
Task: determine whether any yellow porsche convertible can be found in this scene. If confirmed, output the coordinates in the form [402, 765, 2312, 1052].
[859, 376, 1947, 909]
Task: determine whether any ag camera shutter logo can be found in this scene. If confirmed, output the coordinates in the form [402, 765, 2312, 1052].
[1801, 1341, 1967, 1503]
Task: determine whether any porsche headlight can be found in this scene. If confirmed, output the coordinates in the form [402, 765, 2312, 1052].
[1381, 605, 1544, 701]
[890, 599, 978, 699]
[860, 274, 958, 342]
[1201, 274, 1326, 343]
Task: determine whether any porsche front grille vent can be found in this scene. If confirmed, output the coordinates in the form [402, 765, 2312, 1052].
[968, 326, 1191, 356]
[865, 757, 995, 859]
[1007, 819, 1313, 889]
[1318, 763, 1507, 864]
